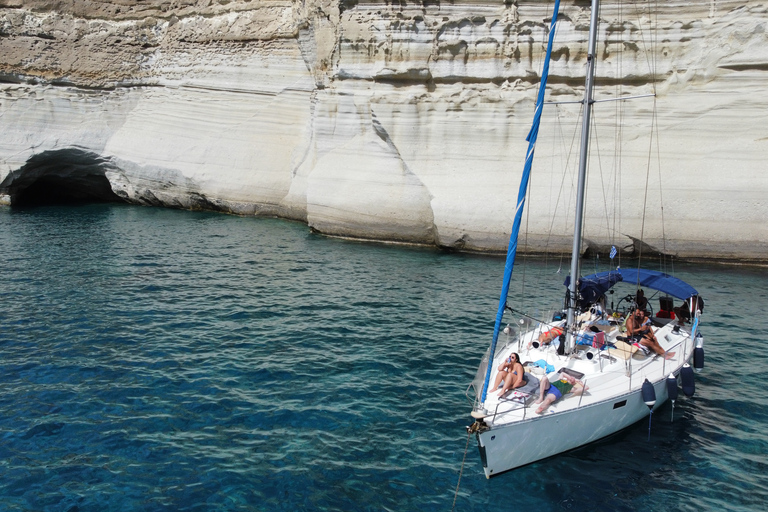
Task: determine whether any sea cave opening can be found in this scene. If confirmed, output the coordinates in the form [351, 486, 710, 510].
[3, 148, 128, 207]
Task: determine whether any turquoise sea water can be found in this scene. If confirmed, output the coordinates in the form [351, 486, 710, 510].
[0, 204, 766, 511]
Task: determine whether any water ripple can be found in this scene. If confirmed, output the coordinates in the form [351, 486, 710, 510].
[0, 205, 766, 511]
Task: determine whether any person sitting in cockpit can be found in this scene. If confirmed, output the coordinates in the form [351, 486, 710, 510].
[626, 308, 674, 360]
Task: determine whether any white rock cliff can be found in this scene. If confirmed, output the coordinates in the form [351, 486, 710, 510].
[0, 0, 766, 261]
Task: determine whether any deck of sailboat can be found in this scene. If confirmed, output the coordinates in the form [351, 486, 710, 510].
[479, 319, 694, 428]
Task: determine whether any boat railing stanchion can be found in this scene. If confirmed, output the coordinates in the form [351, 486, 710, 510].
[577, 379, 587, 408]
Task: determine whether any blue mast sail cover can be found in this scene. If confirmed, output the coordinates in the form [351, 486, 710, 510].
[481, 0, 562, 404]
[563, 268, 699, 302]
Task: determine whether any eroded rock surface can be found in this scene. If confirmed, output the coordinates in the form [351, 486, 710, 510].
[1, 0, 766, 260]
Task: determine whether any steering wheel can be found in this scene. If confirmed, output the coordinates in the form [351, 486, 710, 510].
[614, 294, 636, 317]
[614, 293, 655, 317]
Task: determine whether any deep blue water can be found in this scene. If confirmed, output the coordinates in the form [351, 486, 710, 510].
[0, 204, 766, 512]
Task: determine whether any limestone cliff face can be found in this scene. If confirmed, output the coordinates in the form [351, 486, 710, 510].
[0, 0, 766, 261]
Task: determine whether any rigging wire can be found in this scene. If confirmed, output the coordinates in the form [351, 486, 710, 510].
[544, 103, 580, 275]
[647, 0, 670, 276]
[653, 98, 668, 272]
[517, 0, 557, 308]
[505, 304, 557, 326]
[634, 0, 667, 285]
[508, 0, 668, 317]
[614, 0, 625, 269]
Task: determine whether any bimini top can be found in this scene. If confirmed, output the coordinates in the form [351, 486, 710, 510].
[564, 268, 699, 303]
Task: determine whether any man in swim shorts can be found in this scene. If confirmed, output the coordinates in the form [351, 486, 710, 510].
[533, 372, 587, 414]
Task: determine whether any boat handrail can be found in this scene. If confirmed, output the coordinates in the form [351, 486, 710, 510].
[623, 336, 688, 391]
[577, 379, 587, 408]
[489, 393, 531, 424]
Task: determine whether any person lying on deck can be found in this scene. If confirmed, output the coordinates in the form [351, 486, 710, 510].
[492, 352, 526, 396]
[527, 325, 564, 350]
[625, 308, 675, 360]
[533, 372, 587, 414]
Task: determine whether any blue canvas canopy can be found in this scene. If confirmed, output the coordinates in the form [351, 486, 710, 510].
[564, 268, 698, 302]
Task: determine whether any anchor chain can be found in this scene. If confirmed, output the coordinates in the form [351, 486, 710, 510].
[466, 419, 488, 434]
[451, 428, 474, 512]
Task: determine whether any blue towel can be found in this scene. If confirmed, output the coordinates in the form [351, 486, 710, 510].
[575, 333, 595, 346]
[534, 359, 555, 373]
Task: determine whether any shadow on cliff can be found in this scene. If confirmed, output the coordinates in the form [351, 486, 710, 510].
[1, 148, 127, 207]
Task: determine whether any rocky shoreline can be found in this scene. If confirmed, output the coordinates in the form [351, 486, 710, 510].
[1, 0, 766, 262]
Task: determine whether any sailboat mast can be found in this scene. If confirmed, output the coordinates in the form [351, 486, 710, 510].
[566, 0, 600, 349]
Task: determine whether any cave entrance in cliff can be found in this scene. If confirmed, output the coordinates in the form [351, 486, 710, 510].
[3, 148, 127, 207]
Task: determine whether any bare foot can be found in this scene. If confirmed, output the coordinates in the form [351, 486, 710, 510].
[535, 405, 547, 414]
[664, 351, 675, 360]
[497, 388, 509, 396]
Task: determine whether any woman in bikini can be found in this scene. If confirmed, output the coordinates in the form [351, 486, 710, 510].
[539, 325, 564, 344]
[492, 352, 525, 396]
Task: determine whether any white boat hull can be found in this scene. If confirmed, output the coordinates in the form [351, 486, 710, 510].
[473, 322, 696, 478]
[476, 375, 674, 477]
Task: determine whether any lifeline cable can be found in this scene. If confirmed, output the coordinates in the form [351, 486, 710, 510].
[504, 304, 557, 327]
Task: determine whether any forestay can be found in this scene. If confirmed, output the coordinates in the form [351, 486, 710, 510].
[479, 0, 563, 404]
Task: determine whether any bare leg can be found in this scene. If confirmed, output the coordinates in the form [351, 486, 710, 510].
[571, 383, 588, 396]
[536, 394, 556, 414]
[640, 334, 673, 359]
[641, 338, 664, 355]
[498, 372, 516, 395]
[492, 370, 506, 391]
[533, 378, 550, 404]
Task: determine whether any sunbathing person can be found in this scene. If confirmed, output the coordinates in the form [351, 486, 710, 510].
[534, 372, 587, 414]
[492, 352, 526, 396]
[626, 308, 675, 360]
[528, 325, 564, 349]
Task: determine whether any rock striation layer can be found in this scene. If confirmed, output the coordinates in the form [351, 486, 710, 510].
[0, 0, 766, 261]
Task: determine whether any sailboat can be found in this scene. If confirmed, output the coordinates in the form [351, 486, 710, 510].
[467, 0, 705, 478]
